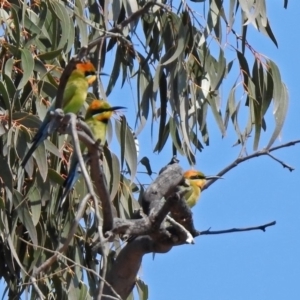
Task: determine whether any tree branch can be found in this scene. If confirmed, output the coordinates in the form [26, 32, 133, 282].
[198, 221, 276, 236]
[204, 140, 300, 190]
[20, 237, 122, 300]
[61, 113, 114, 234]
[87, 1, 171, 51]
[266, 152, 295, 171]
[33, 193, 90, 277]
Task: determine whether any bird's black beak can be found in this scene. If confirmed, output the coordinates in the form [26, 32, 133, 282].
[109, 106, 126, 112]
[93, 106, 126, 115]
[205, 175, 223, 180]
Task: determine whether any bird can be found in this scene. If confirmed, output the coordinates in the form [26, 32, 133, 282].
[182, 170, 220, 208]
[21, 61, 97, 168]
[60, 99, 125, 207]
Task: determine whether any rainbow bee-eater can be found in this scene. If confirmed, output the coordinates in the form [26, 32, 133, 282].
[60, 99, 125, 206]
[182, 170, 220, 208]
[21, 61, 97, 168]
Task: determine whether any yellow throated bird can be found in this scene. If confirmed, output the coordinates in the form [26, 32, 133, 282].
[60, 99, 125, 206]
[21, 61, 96, 168]
[183, 170, 220, 208]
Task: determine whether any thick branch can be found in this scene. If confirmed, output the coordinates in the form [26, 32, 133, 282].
[103, 236, 174, 300]
[110, 193, 181, 239]
[141, 163, 184, 215]
[87, 142, 114, 234]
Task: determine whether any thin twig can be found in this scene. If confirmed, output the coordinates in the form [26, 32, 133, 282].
[87, 1, 171, 51]
[69, 113, 97, 198]
[69, 115, 112, 298]
[19, 237, 122, 299]
[101, 295, 122, 300]
[33, 193, 90, 276]
[31, 277, 45, 299]
[266, 152, 295, 171]
[97, 226, 108, 300]
[204, 140, 300, 190]
[198, 221, 276, 236]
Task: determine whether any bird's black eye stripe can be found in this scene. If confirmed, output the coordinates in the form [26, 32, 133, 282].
[190, 175, 205, 180]
[85, 70, 96, 76]
[92, 108, 114, 115]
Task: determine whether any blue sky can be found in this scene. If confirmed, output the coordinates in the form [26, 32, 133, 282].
[1, 1, 299, 299]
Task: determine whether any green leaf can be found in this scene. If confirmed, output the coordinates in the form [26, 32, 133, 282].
[169, 117, 184, 155]
[44, 139, 61, 158]
[6, 234, 28, 279]
[33, 141, 48, 182]
[3, 73, 16, 103]
[266, 82, 288, 149]
[10, 5, 20, 49]
[15, 128, 28, 160]
[157, 71, 167, 152]
[0, 81, 12, 126]
[38, 80, 57, 98]
[261, 18, 278, 47]
[261, 67, 273, 116]
[106, 45, 122, 96]
[103, 147, 121, 201]
[13, 189, 38, 248]
[207, 93, 226, 136]
[211, 48, 226, 91]
[27, 186, 41, 226]
[50, 1, 72, 51]
[161, 18, 186, 66]
[153, 120, 170, 152]
[115, 116, 137, 182]
[228, 0, 236, 29]
[48, 168, 64, 186]
[0, 156, 13, 205]
[136, 278, 149, 300]
[236, 50, 250, 88]
[268, 60, 282, 113]
[13, 112, 41, 130]
[4, 57, 14, 79]
[37, 48, 63, 60]
[75, 0, 88, 47]
[18, 49, 34, 90]
[136, 68, 152, 135]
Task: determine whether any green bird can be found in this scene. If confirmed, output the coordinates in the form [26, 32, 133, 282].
[21, 61, 97, 168]
[182, 170, 220, 208]
[60, 99, 125, 206]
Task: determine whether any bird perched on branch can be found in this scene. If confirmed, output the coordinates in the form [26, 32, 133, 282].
[21, 61, 97, 168]
[182, 170, 220, 208]
[60, 99, 125, 207]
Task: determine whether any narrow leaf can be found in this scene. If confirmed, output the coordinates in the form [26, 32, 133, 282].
[18, 49, 34, 90]
[266, 82, 288, 149]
